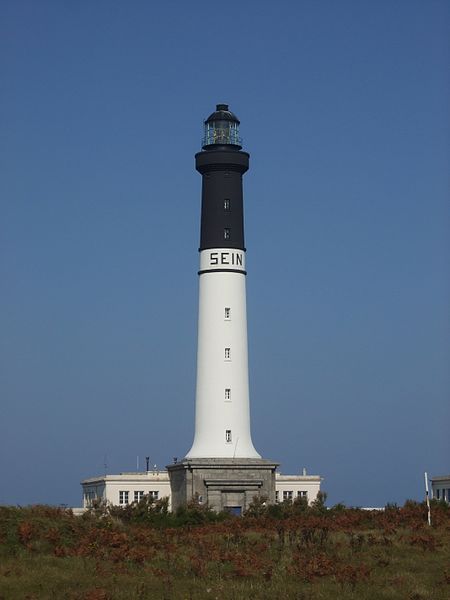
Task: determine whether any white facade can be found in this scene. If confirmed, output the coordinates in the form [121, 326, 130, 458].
[186, 249, 260, 459]
[276, 474, 322, 504]
[430, 475, 450, 502]
[82, 470, 171, 510]
[81, 470, 321, 509]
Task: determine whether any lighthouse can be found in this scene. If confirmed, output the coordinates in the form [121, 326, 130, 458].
[168, 104, 278, 513]
[186, 103, 260, 459]
[80, 104, 323, 513]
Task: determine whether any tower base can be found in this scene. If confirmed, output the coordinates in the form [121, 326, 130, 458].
[167, 458, 279, 514]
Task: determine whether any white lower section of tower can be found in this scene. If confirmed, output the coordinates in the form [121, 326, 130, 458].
[185, 248, 261, 459]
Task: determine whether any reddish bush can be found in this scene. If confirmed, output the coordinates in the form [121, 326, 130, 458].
[409, 533, 438, 552]
[335, 563, 371, 590]
[290, 552, 336, 582]
[17, 522, 34, 545]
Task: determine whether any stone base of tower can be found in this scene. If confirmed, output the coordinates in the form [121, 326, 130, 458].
[167, 458, 279, 514]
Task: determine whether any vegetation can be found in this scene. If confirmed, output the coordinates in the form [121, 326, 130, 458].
[0, 498, 448, 599]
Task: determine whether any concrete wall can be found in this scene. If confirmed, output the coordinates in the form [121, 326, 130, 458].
[168, 458, 278, 513]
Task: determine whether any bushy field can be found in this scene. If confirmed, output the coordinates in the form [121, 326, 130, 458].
[0, 497, 448, 600]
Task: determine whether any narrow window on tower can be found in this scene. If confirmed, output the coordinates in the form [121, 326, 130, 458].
[224, 198, 231, 211]
[225, 388, 231, 401]
[224, 228, 230, 240]
[224, 307, 230, 320]
[225, 430, 232, 443]
[224, 347, 231, 360]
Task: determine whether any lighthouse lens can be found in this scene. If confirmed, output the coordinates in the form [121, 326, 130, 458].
[203, 121, 241, 148]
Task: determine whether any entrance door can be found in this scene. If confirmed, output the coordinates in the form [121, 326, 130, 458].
[226, 506, 242, 516]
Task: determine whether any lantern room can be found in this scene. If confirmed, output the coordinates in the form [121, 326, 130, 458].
[202, 103, 242, 149]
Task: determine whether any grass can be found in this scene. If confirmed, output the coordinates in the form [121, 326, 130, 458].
[0, 500, 448, 599]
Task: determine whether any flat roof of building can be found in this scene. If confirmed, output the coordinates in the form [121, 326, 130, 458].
[430, 475, 450, 482]
[82, 471, 170, 484]
[276, 475, 322, 482]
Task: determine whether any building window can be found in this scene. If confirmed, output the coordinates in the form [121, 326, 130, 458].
[436, 489, 440, 500]
[275, 491, 279, 502]
[224, 347, 230, 360]
[283, 490, 293, 501]
[297, 491, 307, 498]
[84, 490, 97, 507]
[225, 388, 231, 400]
[224, 228, 230, 240]
[149, 491, 159, 500]
[134, 491, 144, 502]
[225, 430, 232, 443]
[119, 491, 129, 505]
[224, 307, 230, 320]
[224, 198, 231, 211]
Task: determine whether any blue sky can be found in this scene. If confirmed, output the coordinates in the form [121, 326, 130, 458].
[1, 0, 449, 508]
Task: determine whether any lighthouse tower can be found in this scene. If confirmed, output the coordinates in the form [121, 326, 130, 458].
[186, 104, 260, 459]
[168, 104, 278, 513]
[79, 104, 323, 513]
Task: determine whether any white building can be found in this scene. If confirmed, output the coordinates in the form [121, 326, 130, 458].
[275, 473, 322, 504]
[81, 469, 322, 510]
[82, 470, 172, 510]
[430, 475, 450, 502]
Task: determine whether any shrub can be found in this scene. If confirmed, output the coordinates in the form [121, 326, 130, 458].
[243, 495, 269, 518]
[311, 491, 328, 513]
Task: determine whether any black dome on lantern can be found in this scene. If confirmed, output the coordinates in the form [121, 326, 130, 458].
[205, 104, 240, 125]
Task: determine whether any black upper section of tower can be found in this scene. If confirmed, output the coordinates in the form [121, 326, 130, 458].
[196, 104, 249, 252]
